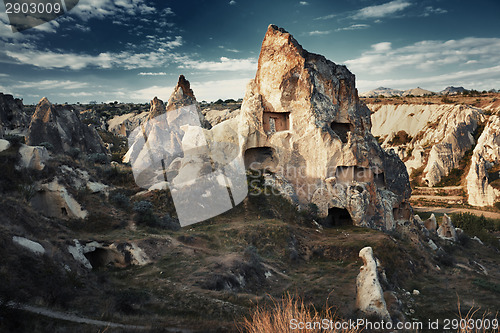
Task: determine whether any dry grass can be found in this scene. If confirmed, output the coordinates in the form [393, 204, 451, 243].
[457, 299, 500, 333]
[238, 293, 362, 333]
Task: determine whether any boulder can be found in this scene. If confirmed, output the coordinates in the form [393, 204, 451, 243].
[437, 214, 457, 241]
[26, 97, 107, 154]
[238, 25, 410, 230]
[466, 115, 500, 206]
[12, 236, 45, 255]
[0, 138, 10, 152]
[356, 247, 391, 321]
[17, 144, 49, 170]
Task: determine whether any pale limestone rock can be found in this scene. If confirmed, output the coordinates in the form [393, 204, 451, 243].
[107, 111, 148, 137]
[466, 115, 500, 206]
[370, 104, 483, 186]
[30, 179, 88, 219]
[437, 214, 457, 241]
[68, 239, 93, 269]
[12, 236, 45, 255]
[356, 247, 391, 321]
[0, 138, 11, 152]
[203, 108, 240, 126]
[17, 144, 49, 170]
[238, 25, 410, 230]
[424, 213, 437, 232]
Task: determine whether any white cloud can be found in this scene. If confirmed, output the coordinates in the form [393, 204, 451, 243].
[421, 6, 447, 17]
[299, 1, 309, 5]
[314, 13, 336, 20]
[15, 79, 89, 90]
[192, 78, 251, 101]
[336, 24, 370, 32]
[345, 37, 500, 75]
[138, 72, 168, 76]
[308, 30, 331, 36]
[70, 0, 158, 21]
[229, 0, 237, 5]
[352, 0, 411, 20]
[179, 57, 257, 72]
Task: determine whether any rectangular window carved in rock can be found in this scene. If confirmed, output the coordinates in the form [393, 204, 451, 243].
[263, 112, 290, 134]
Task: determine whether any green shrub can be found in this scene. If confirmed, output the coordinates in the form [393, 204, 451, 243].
[388, 130, 412, 145]
[38, 142, 54, 151]
[133, 200, 157, 226]
[87, 153, 109, 164]
[109, 191, 130, 209]
[4, 134, 25, 145]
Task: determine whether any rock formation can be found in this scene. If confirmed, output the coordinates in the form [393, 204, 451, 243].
[437, 214, 457, 241]
[17, 144, 50, 170]
[30, 179, 88, 219]
[424, 213, 437, 232]
[237, 25, 410, 230]
[370, 104, 483, 186]
[356, 247, 391, 321]
[26, 97, 107, 154]
[148, 96, 166, 120]
[466, 115, 500, 206]
[107, 111, 149, 137]
[0, 92, 29, 137]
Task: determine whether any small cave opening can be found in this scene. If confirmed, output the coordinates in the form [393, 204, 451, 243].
[244, 147, 278, 171]
[336, 166, 374, 183]
[263, 112, 290, 134]
[374, 172, 386, 188]
[84, 248, 123, 269]
[393, 202, 411, 221]
[321, 207, 353, 227]
[330, 122, 353, 144]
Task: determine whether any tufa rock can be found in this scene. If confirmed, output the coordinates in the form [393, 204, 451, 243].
[424, 213, 437, 232]
[437, 214, 457, 241]
[12, 236, 45, 255]
[356, 247, 391, 321]
[238, 25, 410, 230]
[148, 96, 166, 120]
[0, 92, 30, 137]
[26, 97, 107, 154]
[17, 144, 49, 170]
[466, 115, 500, 206]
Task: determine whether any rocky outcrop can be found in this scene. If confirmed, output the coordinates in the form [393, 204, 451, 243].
[437, 214, 457, 241]
[17, 144, 50, 170]
[12, 236, 45, 255]
[356, 247, 391, 321]
[466, 115, 500, 206]
[238, 25, 410, 230]
[0, 92, 29, 137]
[68, 239, 150, 270]
[26, 97, 107, 154]
[107, 111, 149, 137]
[202, 108, 240, 126]
[424, 213, 437, 232]
[0, 139, 10, 152]
[148, 97, 166, 120]
[370, 104, 483, 186]
[30, 179, 88, 219]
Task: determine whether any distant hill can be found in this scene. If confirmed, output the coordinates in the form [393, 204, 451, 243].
[402, 87, 435, 96]
[359, 87, 403, 97]
[440, 86, 467, 95]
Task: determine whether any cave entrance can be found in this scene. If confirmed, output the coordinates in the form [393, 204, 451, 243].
[330, 122, 353, 143]
[244, 147, 278, 171]
[263, 112, 290, 134]
[323, 207, 353, 227]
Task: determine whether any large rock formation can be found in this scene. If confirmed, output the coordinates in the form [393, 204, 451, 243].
[26, 97, 107, 154]
[466, 115, 500, 206]
[107, 111, 149, 137]
[0, 92, 30, 137]
[237, 25, 410, 230]
[370, 104, 483, 186]
[356, 247, 391, 321]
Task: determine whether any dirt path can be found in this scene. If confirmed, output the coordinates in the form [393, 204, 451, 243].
[413, 206, 500, 219]
[7, 302, 150, 331]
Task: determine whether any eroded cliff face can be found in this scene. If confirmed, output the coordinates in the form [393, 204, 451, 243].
[466, 115, 500, 206]
[0, 92, 29, 137]
[370, 104, 484, 186]
[238, 25, 410, 230]
[26, 97, 107, 154]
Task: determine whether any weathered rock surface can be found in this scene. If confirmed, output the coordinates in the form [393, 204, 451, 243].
[26, 97, 107, 154]
[17, 144, 50, 170]
[202, 108, 240, 126]
[356, 247, 391, 321]
[370, 104, 484, 186]
[238, 25, 410, 230]
[424, 213, 437, 232]
[12, 236, 45, 255]
[466, 115, 500, 206]
[0, 138, 11, 152]
[107, 111, 149, 137]
[0, 92, 29, 137]
[68, 239, 150, 270]
[30, 179, 88, 219]
[437, 214, 457, 241]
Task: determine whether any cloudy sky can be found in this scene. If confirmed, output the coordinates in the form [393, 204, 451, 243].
[0, 0, 499, 104]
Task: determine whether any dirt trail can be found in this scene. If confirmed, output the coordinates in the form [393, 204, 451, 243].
[7, 302, 151, 331]
[413, 206, 500, 219]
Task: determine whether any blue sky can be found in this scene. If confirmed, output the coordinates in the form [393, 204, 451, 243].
[0, 0, 499, 104]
